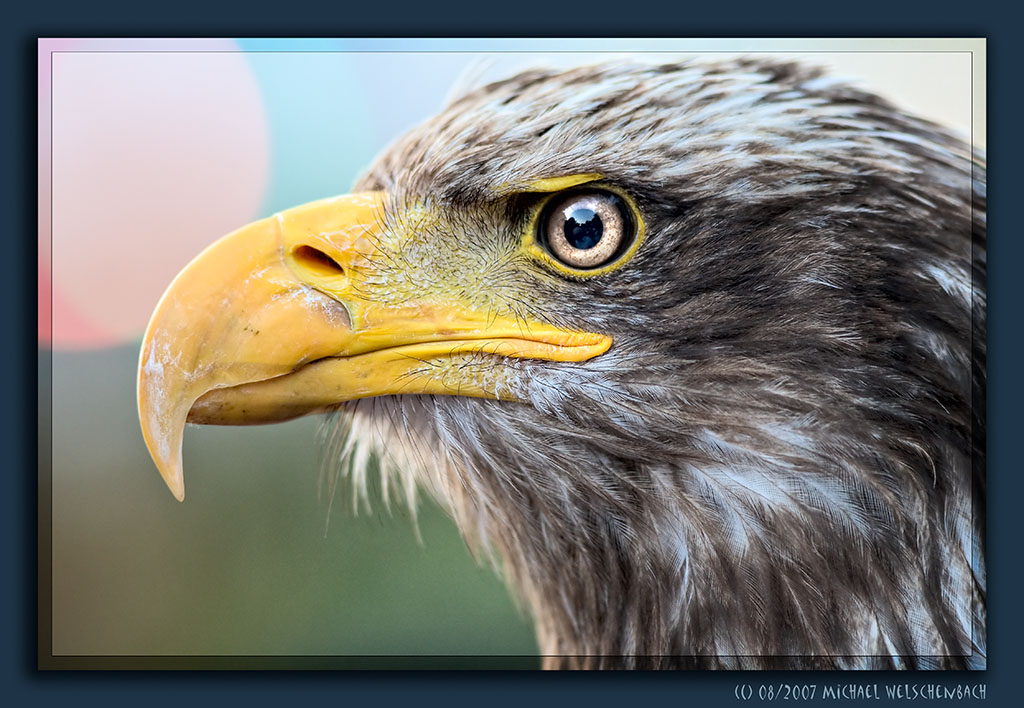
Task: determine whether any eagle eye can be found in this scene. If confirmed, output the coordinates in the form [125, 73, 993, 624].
[540, 190, 633, 270]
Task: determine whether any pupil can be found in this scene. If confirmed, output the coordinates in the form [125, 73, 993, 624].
[563, 208, 603, 250]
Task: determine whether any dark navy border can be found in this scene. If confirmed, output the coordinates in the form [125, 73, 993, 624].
[5, 2, 1018, 706]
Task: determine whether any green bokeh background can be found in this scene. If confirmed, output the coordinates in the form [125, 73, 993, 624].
[47, 345, 538, 661]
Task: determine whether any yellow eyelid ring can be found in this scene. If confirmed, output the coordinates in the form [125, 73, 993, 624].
[522, 182, 647, 278]
[517, 173, 605, 193]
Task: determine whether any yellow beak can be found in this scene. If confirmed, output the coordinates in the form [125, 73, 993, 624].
[137, 192, 612, 501]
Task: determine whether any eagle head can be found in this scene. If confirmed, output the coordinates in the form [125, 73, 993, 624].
[138, 59, 985, 669]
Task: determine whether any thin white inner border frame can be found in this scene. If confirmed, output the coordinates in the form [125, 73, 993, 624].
[37, 37, 986, 664]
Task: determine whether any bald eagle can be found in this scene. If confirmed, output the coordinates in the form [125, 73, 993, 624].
[137, 59, 986, 669]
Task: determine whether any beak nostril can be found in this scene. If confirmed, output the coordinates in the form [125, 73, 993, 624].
[292, 245, 345, 278]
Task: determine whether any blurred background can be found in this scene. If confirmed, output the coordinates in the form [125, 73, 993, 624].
[40, 39, 979, 663]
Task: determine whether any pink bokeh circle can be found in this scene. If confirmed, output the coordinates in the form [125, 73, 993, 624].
[45, 43, 270, 349]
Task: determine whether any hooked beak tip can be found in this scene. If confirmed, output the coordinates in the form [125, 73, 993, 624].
[149, 441, 186, 501]
[167, 474, 185, 502]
